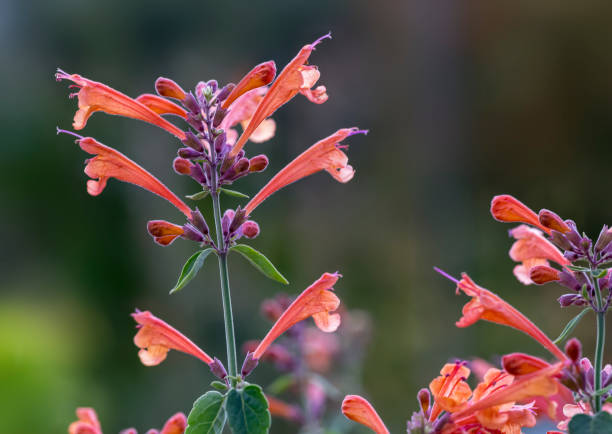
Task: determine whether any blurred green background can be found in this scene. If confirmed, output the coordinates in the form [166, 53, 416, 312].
[2, 1, 612, 432]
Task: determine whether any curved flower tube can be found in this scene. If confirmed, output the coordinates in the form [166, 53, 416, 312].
[56, 70, 186, 140]
[135, 94, 188, 118]
[77, 137, 192, 218]
[221, 61, 276, 109]
[132, 310, 213, 366]
[491, 194, 551, 234]
[147, 220, 185, 246]
[229, 34, 331, 157]
[341, 395, 390, 434]
[244, 128, 366, 215]
[251, 272, 341, 360]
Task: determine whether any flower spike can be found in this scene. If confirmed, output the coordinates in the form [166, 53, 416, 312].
[341, 395, 390, 434]
[251, 272, 341, 360]
[132, 310, 213, 366]
[229, 35, 331, 157]
[76, 137, 192, 218]
[56, 69, 186, 140]
[245, 128, 366, 215]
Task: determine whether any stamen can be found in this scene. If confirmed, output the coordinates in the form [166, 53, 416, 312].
[56, 127, 84, 140]
[347, 128, 369, 137]
[434, 267, 459, 284]
[312, 32, 332, 48]
[55, 68, 70, 81]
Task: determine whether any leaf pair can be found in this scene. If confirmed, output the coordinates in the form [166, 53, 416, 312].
[186, 384, 271, 434]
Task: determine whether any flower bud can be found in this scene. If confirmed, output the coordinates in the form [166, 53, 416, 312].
[502, 352, 549, 375]
[186, 113, 204, 132]
[173, 157, 193, 175]
[241, 221, 260, 239]
[417, 388, 430, 414]
[214, 132, 227, 154]
[155, 77, 186, 100]
[183, 92, 200, 113]
[559, 270, 581, 292]
[229, 208, 247, 234]
[538, 209, 571, 233]
[190, 208, 209, 236]
[182, 131, 204, 152]
[595, 225, 612, 253]
[209, 357, 228, 380]
[181, 223, 205, 242]
[558, 293, 580, 307]
[564, 251, 581, 262]
[212, 107, 227, 128]
[249, 155, 269, 172]
[565, 338, 582, 363]
[178, 147, 202, 159]
[190, 163, 207, 185]
[207, 80, 218, 93]
[241, 352, 259, 378]
[529, 265, 560, 285]
[550, 230, 573, 251]
[216, 83, 235, 102]
[222, 209, 235, 236]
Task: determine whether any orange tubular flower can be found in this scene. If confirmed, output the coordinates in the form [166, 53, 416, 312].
[508, 225, 569, 285]
[135, 94, 188, 118]
[429, 362, 473, 421]
[69, 408, 102, 434]
[147, 220, 185, 246]
[341, 395, 390, 434]
[56, 70, 186, 140]
[244, 128, 366, 215]
[266, 395, 303, 424]
[491, 195, 551, 234]
[222, 61, 277, 109]
[456, 273, 567, 361]
[77, 137, 192, 218]
[229, 34, 331, 157]
[155, 412, 188, 434]
[132, 310, 213, 366]
[252, 272, 341, 360]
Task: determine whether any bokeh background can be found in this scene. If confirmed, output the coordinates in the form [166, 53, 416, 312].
[2, 1, 612, 432]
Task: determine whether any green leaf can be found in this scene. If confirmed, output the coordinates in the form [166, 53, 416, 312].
[186, 190, 210, 200]
[593, 269, 608, 278]
[568, 265, 590, 272]
[553, 308, 591, 344]
[226, 384, 271, 434]
[211, 381, 229, 392]
[185, 390, 227, 434]
[220, 188, 249, 199]
[593, 383, 612, 397]
[171, 248, 216, 294]
[569, 411, 612, 434]
[231, 244, 288, 285]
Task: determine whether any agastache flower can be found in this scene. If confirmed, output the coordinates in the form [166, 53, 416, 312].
[135, 93, 188, 118]
[229, 33, 331, 157]
[56, 70, 186, 140]
[341, 395, 390, 434]
[221, 61, 276, 109]
[221, 88, 277, 145]
[491, 194, 551, 234]
[132, 310, 213, 367]
[428, 362, 472, 420]
[250, 272, 341, 361]
[67, 135, 192, 218]
[244, 128, 367, 215]
[68, 408, 187, 434]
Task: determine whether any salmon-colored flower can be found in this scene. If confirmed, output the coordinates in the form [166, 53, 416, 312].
[135, 94, 187, 118]
[152, 412, 187, 434]
[222, 61, 277, 109]
[491, 195, 551, 234]
[455, 273, 567, 361]
[56, 70, 186, 140]
[221, 88, 277, 145]
[266, 395, 303, 424]
[229, 34, 331, 157]
[251, 272, 341, 360]
[429, 362, 473, 420]
[244, 128, 366, 215]
[132, 310, 213, 366]
[508, 225, 569, 285]
[76, 137, 192, 218]
[147, 220, 185, 246]
[69, 408, 102, 434]
[341, 395, 390, 434]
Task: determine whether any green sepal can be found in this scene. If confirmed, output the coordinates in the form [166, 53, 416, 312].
[211, 381, 229, 392]
[593, 269, 608, 278]
[170, 248, 216, 294]
[568, 265, 591, 272]
[220, 188, 249, 199]
[231, 244, 289, 285]
[581, 284, 590, 301]
[186, 190, 210, 201]
[568, 411, 612, 434]
[226, 383, 271, 434]
[185, 390, 227, 434]
[553, 308, 591, 344]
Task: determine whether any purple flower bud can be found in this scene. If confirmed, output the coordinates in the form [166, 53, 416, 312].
[550, 230, 573, 251]
[241, 352, 259, 378]
[173, 157, 193, 175]
[186, 113, 204, 132]
[565, 338, 582, 362]
[417, 388, 431, 414]
[182, 223, 205, 242]
[595, 225, 612, 253]
[190, 208, 209, 236]
[190, 163, 207, 185]
[240, 221, 260, 239]
[204, 164, 212, 185]
[558, 293, 580, 307]
[564, 251, 581, 262]
[178, 147, 202, 159]
[565, 226, 583, 250]
[183, 92, 200, 113]
[229, 208, 247, 234]
[212, 107, 228, 128]
[207, 80, 218, 93]
[214, 132, 227, 154]
[182, 131, 204, 152]
[209, 357, 228, 380]
[155, 77, 186, 100]
[249, 155, 269, 172]
[222, 209, 235, 236]
[559, 270, 582, 292]
[216, 83, 235, 102]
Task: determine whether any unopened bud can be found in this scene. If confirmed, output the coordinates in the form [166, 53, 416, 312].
[229, 208, 247, 234]
[564, 251, 581, 262]
[182, 131, 204, 152]
[502, 352, 548, 375]
[249, 155, 269, 172]
[565, 338, 582, 362]
[190, 208, 209, 236]
[214, 132, 227, 154]
[173, 157, 193, 175]
[183, 92, 200, 113]
[222, 209, 235, 236]
[241, 352, 259, 378]
[181, 223, 205, 242]
[190, 163, 207, 185]
[417, 388, 430, 414]
[178, 147, 202, 159]
[241, 221, 260, 239]
[529, 265, 560, 285]
[558, 293, 580, 307]
[209, 357, 228, 380]
[538, 209, 571, 233]
[212, 107, 227, 128]
[186, 113, 204, 132]
[490, 195, 541, 227]
[559, 270, 581, 292]
[207, 80, 218, 93]
[550, 230, 573, 251]
[595, 225, 612, 253]
[216, 83, 235, 102]
[155, 77, 186, 100]
[233, 158, 250, 176]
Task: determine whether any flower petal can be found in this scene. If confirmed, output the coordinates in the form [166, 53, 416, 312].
[135, 94, 187, 118]
[341, 395, 390, 434]
[222, 61, 276, 109]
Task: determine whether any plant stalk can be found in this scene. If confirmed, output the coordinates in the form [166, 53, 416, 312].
[593, 275, 606, 412]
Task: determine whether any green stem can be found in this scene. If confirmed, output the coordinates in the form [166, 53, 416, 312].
[212, 190, 238, 383]
[593, 275, 605, 412]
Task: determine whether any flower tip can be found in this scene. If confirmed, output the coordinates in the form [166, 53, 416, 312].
[348, 128, 369, 137]
[56, 127, 84, 140]
[312, 32, 332, 48]
[433, 266, 460, 284]
[55, 67, 69, 81]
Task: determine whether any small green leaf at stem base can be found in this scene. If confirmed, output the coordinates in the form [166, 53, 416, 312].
[185, 390, 227, 434]
[211, 381, 229, 392]
[220, 188, 249, 199]
[230, 244, 289, 285]
[568, 411, 612, 434]
[170, 248, 216, 294]
[553, 308, 591, 344]
[186, 190, 210, 200]
[226, 384, 271, 434]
